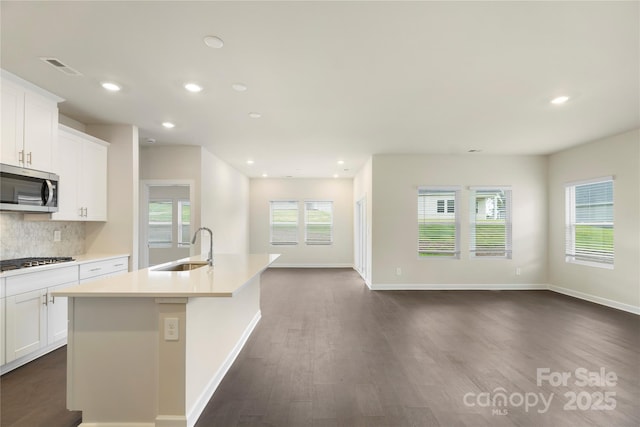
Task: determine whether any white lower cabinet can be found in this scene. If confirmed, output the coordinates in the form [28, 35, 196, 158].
[0, 278, 5, 366]
[5, 289, 47, 361]
[1, 256, 129, 373]
[79, 256, 129, 283]
[3, 265, 77, 366]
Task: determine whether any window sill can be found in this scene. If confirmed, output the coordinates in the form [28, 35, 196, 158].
[565, 257, 614, 270]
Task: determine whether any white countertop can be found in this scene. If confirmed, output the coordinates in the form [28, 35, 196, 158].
[0, 253, 129, 278]
[53, 253, 280, 298]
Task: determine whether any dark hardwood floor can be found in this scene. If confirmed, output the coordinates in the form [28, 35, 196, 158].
[2, 268, 639, 426]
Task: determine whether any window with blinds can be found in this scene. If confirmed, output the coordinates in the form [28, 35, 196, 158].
[565, 178, 614, 267]
[305, 201, 333, 245]
[148, 199, 172, 247]
[417, 187, 460, 258]
[270, 201, 299, 245]
[470, 188, 512, 258]
[177, 200, 191, 247]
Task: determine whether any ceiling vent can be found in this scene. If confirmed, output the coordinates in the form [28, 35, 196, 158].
[40, 57, 82, 76]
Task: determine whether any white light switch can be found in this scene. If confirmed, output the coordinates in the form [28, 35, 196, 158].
[164, 318, 179, 341]
[54, 230, 61, 242]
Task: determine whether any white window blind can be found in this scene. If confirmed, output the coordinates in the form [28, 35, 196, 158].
[178, 200, 191, 247]
[565, 178, 614, 267]
[470, 188, 512, 258]
[305, 201, 333, 245]
[148, 199, 172, 247]
[418, 187, 460, 257]
[270, 201, 298, 245]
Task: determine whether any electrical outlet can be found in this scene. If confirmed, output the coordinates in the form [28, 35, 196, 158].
[396, 267, 402, 276]
[516, 267, 522, 276]
[53, 230, 61, 242]
[164, 318, 179, 341]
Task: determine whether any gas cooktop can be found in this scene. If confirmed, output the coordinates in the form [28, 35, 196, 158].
[0, 256, 75, 272]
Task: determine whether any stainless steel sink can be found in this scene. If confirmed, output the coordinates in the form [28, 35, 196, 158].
[152, 261, 209, 272]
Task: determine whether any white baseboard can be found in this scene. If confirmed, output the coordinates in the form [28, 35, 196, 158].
[80, 424, 154, 427]
[369, 283, 548, 291]
[186, 310, 262, 427]
[155, 415, 188, 427]
[270, 263, 354, 268]
[548, 285, 640, 315]
[1, 339, 66, 375]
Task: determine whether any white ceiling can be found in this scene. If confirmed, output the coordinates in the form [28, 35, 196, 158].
[1, 1, 638, 178]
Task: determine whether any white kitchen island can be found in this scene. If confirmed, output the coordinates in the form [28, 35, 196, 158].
[53, 253, 279, 427]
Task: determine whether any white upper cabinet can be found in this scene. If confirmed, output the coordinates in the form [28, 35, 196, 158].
[52, 125, 109, 221]
[0, 71, 62, 171]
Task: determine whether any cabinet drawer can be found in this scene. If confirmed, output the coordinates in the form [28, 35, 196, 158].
[79, 257, 128, 280]
[5, 266, 77, 297]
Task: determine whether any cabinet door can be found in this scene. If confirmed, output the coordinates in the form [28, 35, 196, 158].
[0, 81, 25, 166]
[51, 132, 82, 220]
[5, 289, 47, 362]
[23, 91, 57, 172]
[81, 141, 108, 221]
[47, 284, 70, 344]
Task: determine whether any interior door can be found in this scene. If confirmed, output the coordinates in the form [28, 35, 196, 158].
[147, 185, 191, 266]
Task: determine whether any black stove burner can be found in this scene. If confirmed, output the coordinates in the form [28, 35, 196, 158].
[0, 257, 75, 272]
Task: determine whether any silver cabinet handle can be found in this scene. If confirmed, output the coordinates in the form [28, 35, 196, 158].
[27, 151, 32, 165]
[89, 267, 102, 272]
[114, 263, 124, 267]
[79, 207, 84, 217]
[49, 294, 55, 304]
[19, 150, 24, 164]
[42, 293, 48, 306]
[85, 207, 88, 217]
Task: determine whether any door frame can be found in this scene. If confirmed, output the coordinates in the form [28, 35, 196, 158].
[139, 179, 196, 269]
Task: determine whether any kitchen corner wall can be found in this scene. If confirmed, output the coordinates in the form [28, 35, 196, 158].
[0, 212, 85, 259]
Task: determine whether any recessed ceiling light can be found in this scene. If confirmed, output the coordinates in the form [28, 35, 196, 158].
[203, 36, 224, 49]
[550, 95, 570, 105]
[232, 83, 248, 92]
[162, 122, 175, 129]
[246, 159, 254, 165]
[146, 138, 156, 144]
[101, 82, 121, 92]
[262, 173, 268, 178]
[333, 174, 339, 178]
[248, 112, 262, 119]
[337, 160, 345, 165]
[184, 83, 203, 93]
[468, 149, 482, 153]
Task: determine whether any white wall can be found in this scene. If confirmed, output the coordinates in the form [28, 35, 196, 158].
[250, 178, 354, 267]
[140, 145, 202, 266]
[200, 148, 250, 255]
[84, 124, 139, 270]
[371, 154, 548, 288]
[353, 157, 373, 283]
[548, 129, 640, 312]
[140, 146, 249, 258]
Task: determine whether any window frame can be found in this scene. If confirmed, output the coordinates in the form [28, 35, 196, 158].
[565, 176, 614, 269]
[177, 199, 191, 248]
[269, 200, 299, 245]
[417, 186, 461, 259]
[304, 200, 334, 245]
[469, 186, 513, 259]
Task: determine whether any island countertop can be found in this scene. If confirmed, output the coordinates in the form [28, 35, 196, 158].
[53, 253, 280, 298]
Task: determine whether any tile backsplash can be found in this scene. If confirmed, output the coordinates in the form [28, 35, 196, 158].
[0, 212, 85, 259]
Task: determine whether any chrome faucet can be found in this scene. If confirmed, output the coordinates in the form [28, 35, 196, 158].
[191, 227, 213, 266]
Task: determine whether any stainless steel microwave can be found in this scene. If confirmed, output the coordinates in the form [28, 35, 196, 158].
[0, 163, 59, 213]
